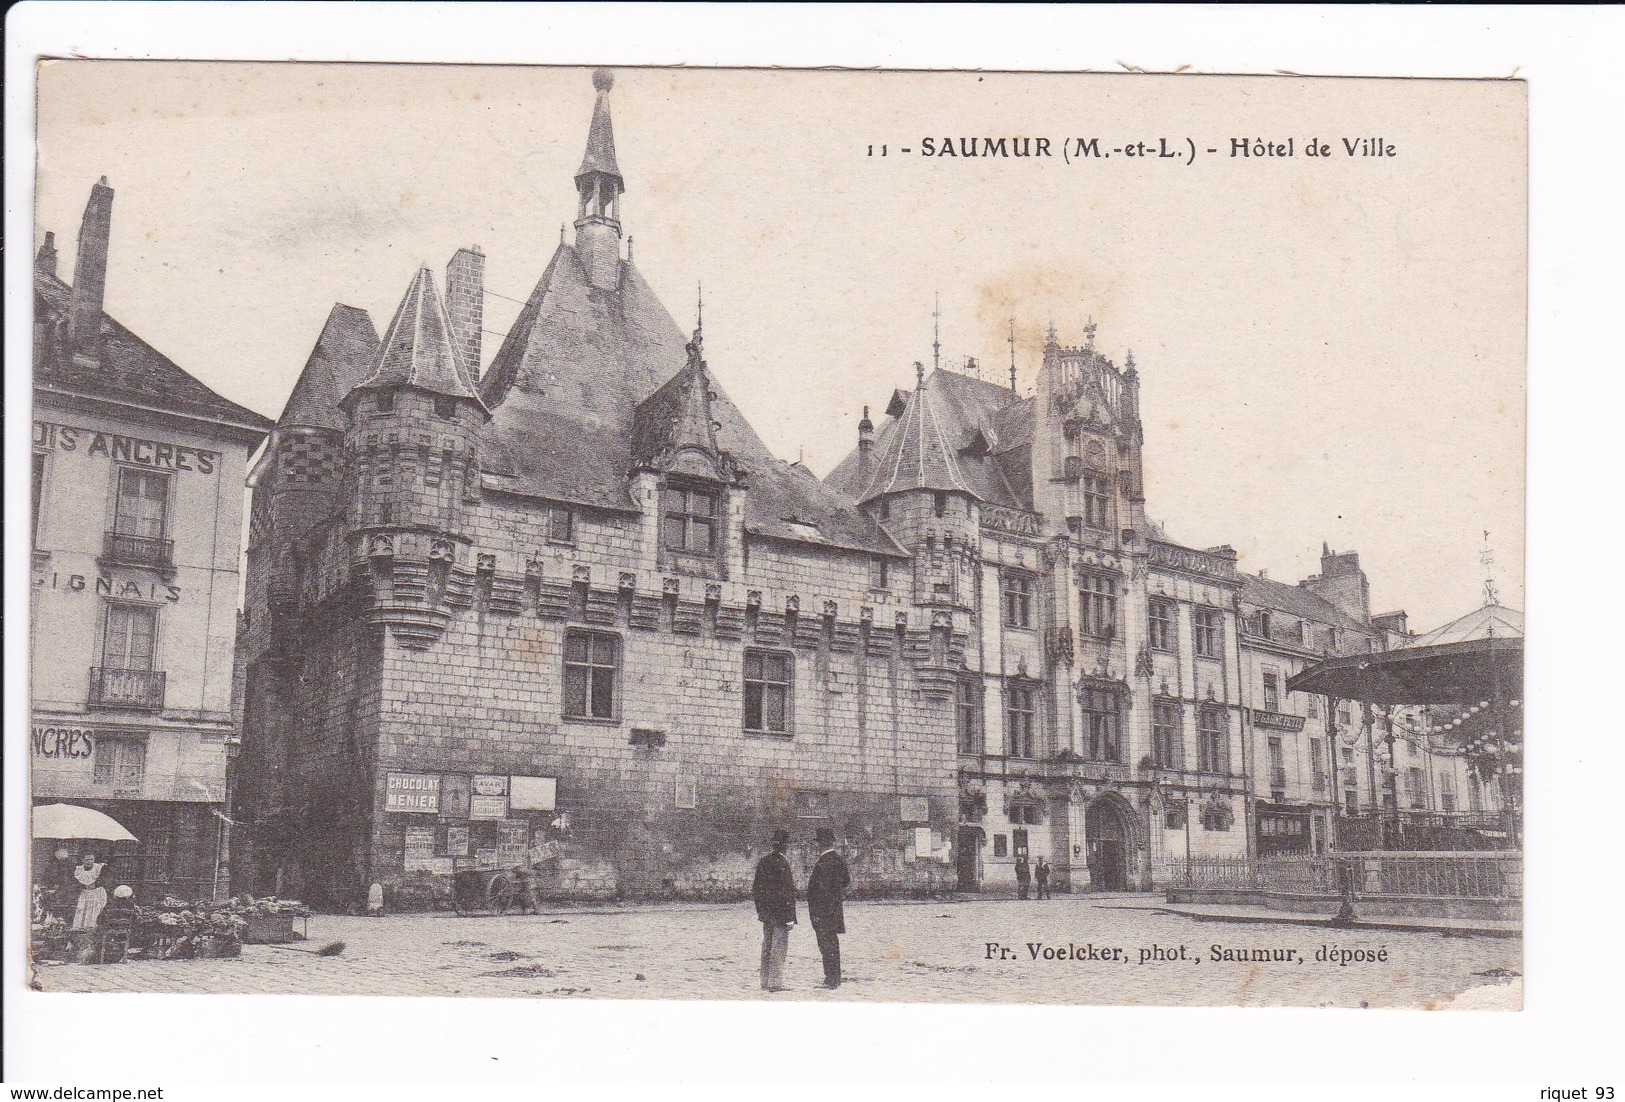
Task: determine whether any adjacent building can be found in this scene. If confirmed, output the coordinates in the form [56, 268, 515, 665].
[31, 179, 273, 901]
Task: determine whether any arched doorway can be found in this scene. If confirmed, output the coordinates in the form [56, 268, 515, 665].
[1084, 797, 1132, 892]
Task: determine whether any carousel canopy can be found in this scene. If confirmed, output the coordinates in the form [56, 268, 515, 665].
[1286, 603, 1523, 706]
[33, 803, 139, 842]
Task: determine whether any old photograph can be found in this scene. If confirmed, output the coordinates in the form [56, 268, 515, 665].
[27, 61, 1524, 1010]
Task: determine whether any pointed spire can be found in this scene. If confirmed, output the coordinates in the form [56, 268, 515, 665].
[1008, 318, 1018, 393]
[1124, 348, 1137, 376]
[574, 68, 626, 291]
[348, 267, 485, 408]
[576, 69, 623, 184]
[630, 328, 727, 481]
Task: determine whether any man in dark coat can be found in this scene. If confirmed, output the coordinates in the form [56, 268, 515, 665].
[1015, 854, 1031, 900]
[806, 826, 851, 989]
[1035, 856, 1051, 900]
[751, 828, 797, 991]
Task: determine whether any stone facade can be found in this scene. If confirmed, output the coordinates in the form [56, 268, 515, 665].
[235, 74, 955, 909]
[31, 179, 272, 903]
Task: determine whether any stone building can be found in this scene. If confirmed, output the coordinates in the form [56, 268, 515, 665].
[31, 178, 272, 901]
[828, 330, 1256, 892]
[235, 72, 958, 908]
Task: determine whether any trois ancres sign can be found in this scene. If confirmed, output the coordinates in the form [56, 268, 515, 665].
[34, 420, 220, 475]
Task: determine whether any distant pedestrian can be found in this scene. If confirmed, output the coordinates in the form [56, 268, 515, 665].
[751, 829, 798, 992]
[807, 826, 851, 989]
[1035, 857, 1051, 900]
[1014, 855, 1031, 900]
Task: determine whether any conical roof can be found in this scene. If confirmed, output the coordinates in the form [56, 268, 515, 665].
[1402, 603, 1524, 649]
[575, 69, 622, 184]
[279, 304, 380, 431]
[350, 267, 484, 407]
[631, 331, 729, 481]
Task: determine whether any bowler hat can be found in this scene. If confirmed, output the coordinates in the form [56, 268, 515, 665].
[772, 829, 790, 846]
[815, 827, 836, 846]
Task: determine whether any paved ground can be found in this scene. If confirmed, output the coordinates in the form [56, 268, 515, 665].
[33, 894, 1522, 1008]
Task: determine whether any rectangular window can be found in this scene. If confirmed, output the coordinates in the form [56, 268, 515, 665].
[1307, 695, 1320, 719]
[434, 396, 458, 420]
[1338, 702, 1352, 728]
[93, 738, 147, 791]
[1148, 599, 1175, 652]
[1006, 681, 1037, 758]
[956, 678, 981, 754]
[1310, 738, 1328, 793]
[1439, 770, 1457, 813]
[744, 650, 793, 734]
[563, 630, 620, 720]
[1152, 701, 1182, 769]
[1262, 671, 1281, 713]
[661, 483, 718, 555]
[1082, 472, 1111, 529]
[548, 506, 574, 544]
[1408, 766, 1427, 809]
[933, 491, 948, 518]
[1079, 572, 1118, 639]
[1268, 737, 1286, 789]
[1467, 772, 1483, 812]
[102, 604, 157, 671]
[1001, 573, 1034, 629]
[993, 834, 1008, 858]
[114, 467, 170, 539]
[1197, 708, 1228, 773]
[1081, 688, 1122, 763]
[1194, 607, 1222, 659]
[874, 558, 890, 590]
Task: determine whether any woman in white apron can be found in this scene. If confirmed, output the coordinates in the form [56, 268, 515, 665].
[71, 855, 108, 929]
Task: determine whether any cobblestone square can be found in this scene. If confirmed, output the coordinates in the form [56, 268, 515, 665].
[34, 895, 1521, 1008]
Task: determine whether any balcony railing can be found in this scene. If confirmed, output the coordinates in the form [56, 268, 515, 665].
[1269, 768, 1288, 790]
[103, 531, 174, 569]
[88, 667, 166, 711]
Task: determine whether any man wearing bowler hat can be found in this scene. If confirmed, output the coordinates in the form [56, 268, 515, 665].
[751, 828, 797, 992]
[807, 826, 851, 989]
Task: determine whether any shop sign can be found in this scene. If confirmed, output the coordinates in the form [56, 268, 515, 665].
[32, 725, 99, 759]
[446, 826, 470, 857]
[385, 772, 441, 813]
[472, 775, 508, 797]
[470, 793, 508, 820]
[403, 827, 437, 869]
[498, 821, 530, 865]
[509, 775, 557, 811]
[34, 420, 220, 475]
[474, 848, 499, 869]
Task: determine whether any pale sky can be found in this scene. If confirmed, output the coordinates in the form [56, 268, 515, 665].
[34, 62, 1525, 630]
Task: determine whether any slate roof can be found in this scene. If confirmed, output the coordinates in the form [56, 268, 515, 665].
[825, 368, 1032, 510]
[33, 269, 272, 435]
[279, 304, 380, 431]
[1239, 572, 1369, 633]
[350, 267, 484, 406]
[1402, 603, 1523, 649]
[477, 244, 903, 557]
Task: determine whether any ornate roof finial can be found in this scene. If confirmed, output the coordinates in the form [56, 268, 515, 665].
[1084, 316, 1097, 349]
[696, 280, 704, 336]
[1124, 348, 1137, 375]
[932, 292, 942, 374]
[915, 361, 925, 385]
[592, 68, 615, 93]
[1045, 322, 1059, 349]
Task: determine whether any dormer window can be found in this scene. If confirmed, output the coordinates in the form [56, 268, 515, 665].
[662, 482, 718, 554]
[434, 396, 457, 420]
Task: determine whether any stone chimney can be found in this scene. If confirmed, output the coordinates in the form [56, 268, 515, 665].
[69, 177, 114, 361]
[1303, 543, 1371, 624]
[35, 231, 58, 276]
[445, 245, 485, 387]
[857, 405, 875, 486]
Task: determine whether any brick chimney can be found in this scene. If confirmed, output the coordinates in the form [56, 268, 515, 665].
[69, 176, 114, 361]
[35, 231, 58, 276]
[1303, 542, 1371, 625]
[445, 245, 485, 387]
